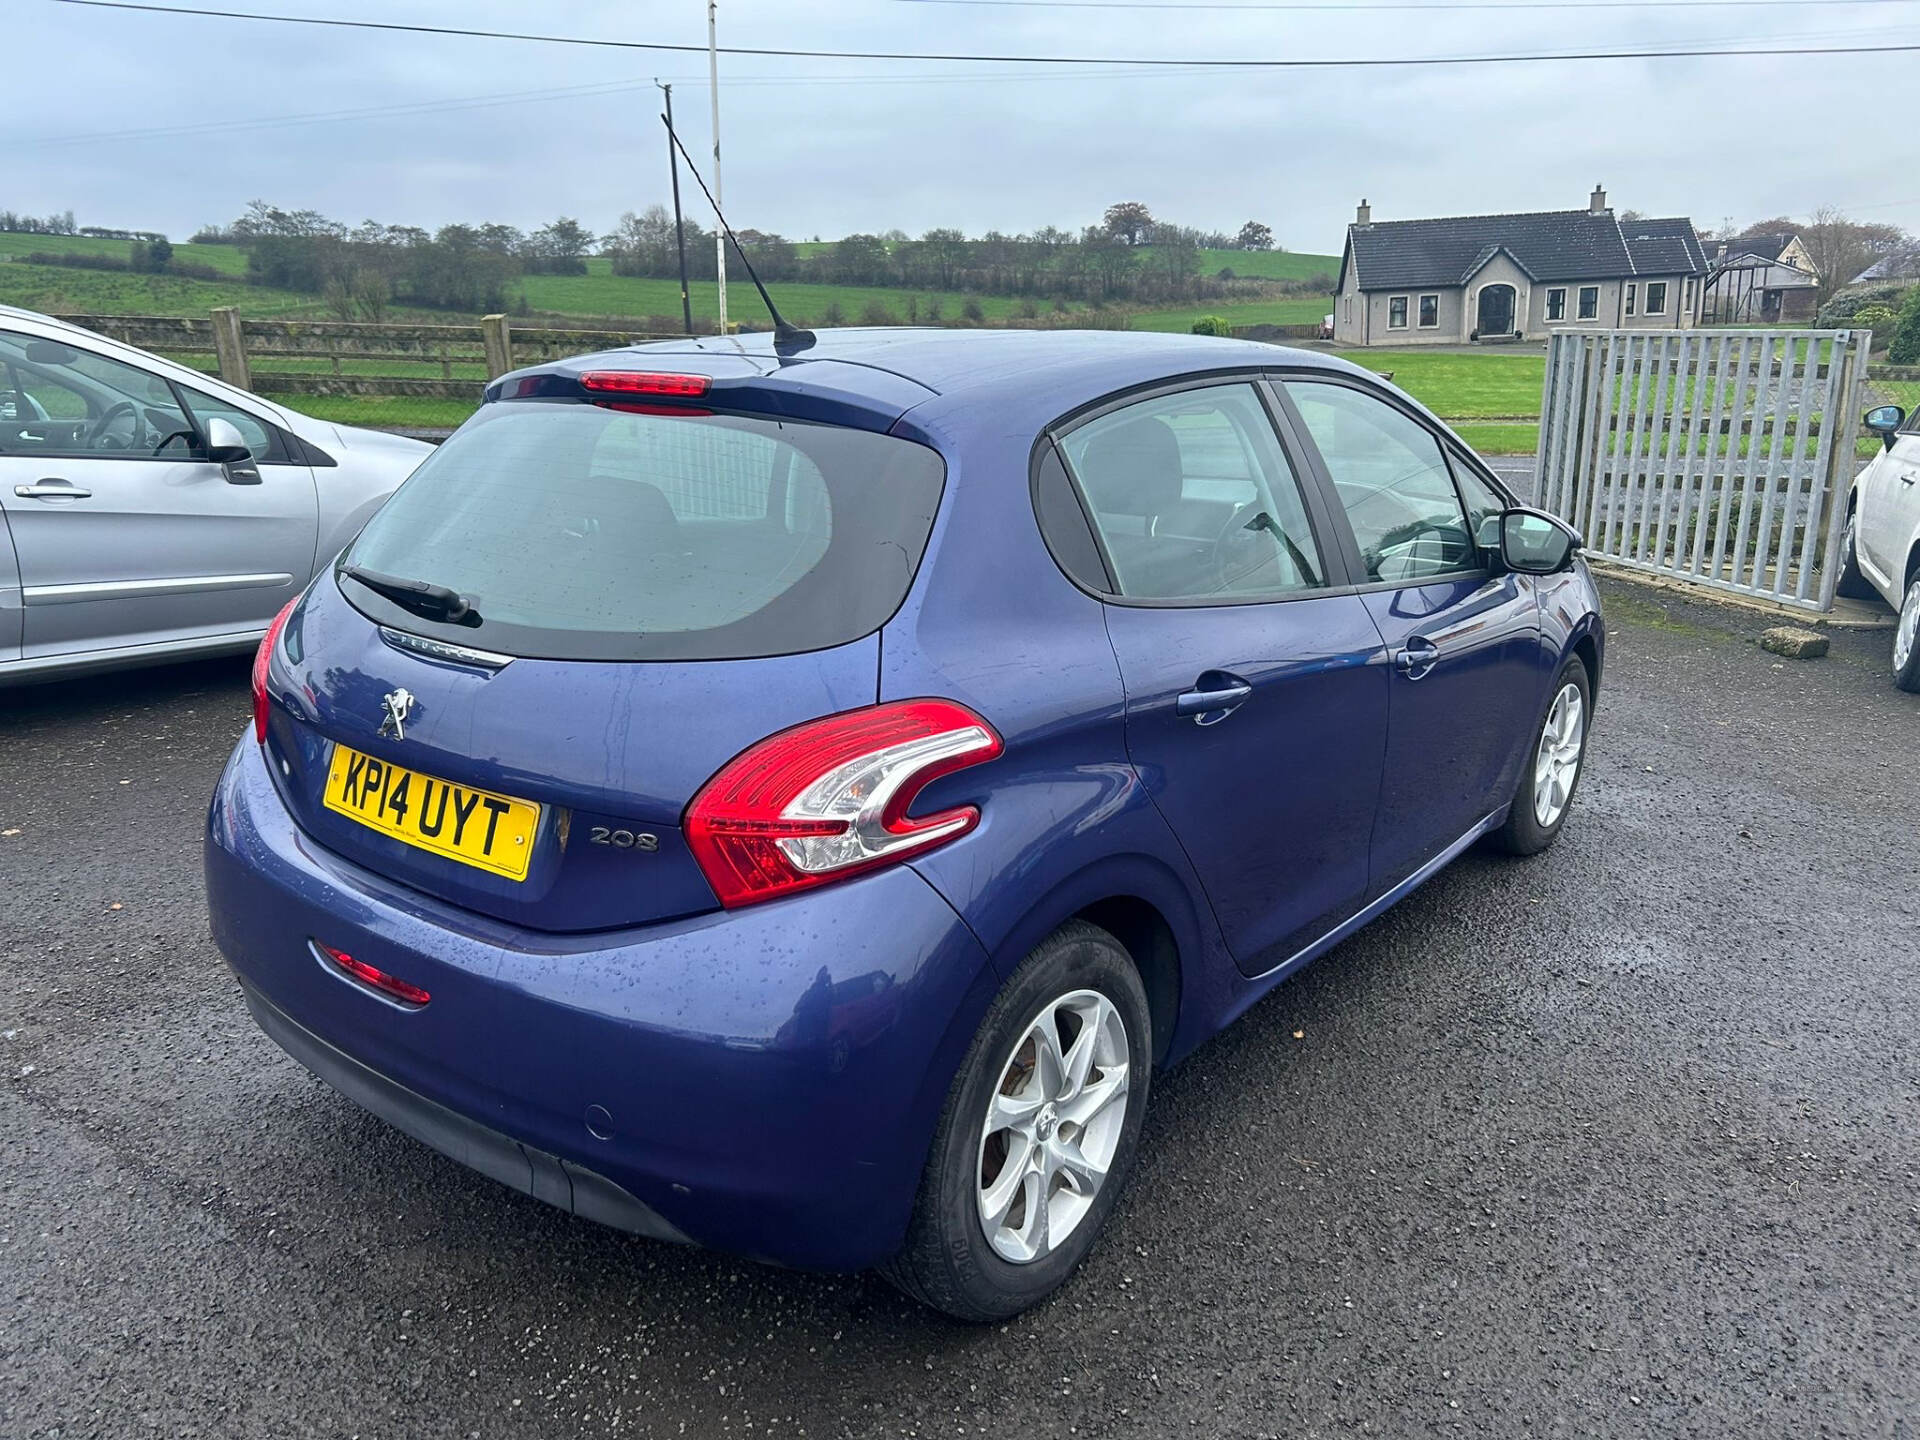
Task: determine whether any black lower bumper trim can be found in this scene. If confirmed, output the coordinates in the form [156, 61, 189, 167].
[238, 979, 691, 1246]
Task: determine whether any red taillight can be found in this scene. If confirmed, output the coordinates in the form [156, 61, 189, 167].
[684, 699, 1003, 909]
[579, 371, 711, 399]
[252, 597, 297, 743]
[317, 942, 431, 1008]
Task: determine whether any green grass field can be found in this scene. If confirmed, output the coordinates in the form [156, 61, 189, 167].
[1335, 351, 1547, 420]
[1196, 248, 1339, 280]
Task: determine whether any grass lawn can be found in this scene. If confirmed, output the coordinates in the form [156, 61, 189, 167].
[1335, 350, 1546, 420]
[1448, 423, 1539, 455]
[283, 394, 480, 429]
[1133, 297, 1329, 332]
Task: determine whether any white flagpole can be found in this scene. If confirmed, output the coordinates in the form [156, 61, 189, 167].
[708, 0, 728, 334]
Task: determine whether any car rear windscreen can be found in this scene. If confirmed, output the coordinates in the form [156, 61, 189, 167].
[339, 400, 946, 661]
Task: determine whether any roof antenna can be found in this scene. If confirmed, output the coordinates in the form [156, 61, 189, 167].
[660, 112, 815, 354]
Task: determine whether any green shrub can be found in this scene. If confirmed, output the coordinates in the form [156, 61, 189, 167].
[1890, 287, 1920, 365]
[1190, 314, 1233, 336]
[962, 299, 985, 325]
[859, 300, 902, 327]
[1817, 282, 1916, 328]
[1853, 304, 1899, 335]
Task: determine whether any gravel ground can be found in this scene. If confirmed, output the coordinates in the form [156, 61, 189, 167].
[2, 576, 1916, 1440]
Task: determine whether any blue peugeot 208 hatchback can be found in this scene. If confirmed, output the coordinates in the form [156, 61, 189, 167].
[206, 328, 1601, 1320]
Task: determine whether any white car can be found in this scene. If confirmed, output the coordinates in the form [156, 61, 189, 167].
[1840, 401, 1920, 690]
[0, 305, 431, 685]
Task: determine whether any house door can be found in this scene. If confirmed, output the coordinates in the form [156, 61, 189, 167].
[1476, 285, 1515, 336]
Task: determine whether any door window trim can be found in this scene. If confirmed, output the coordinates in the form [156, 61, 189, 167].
[1031, 369, 1360, 608]
[1265, 369, 1496, 595]
[0, 329, 299, 466]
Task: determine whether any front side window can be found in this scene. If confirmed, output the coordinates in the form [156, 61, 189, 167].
[1058, 383, 1325, 603]
[1388, 296, 1409, 329]
[1578, 286, 1599, 320]
[1625, 283, 1637, 317]
[342, 400, 945, 661]
[0, 329, 192, 458]
[1418, 294, 1439, 328]
[1646, 281, 1668, 315]
[1285, 379, 1475, 584]
[1546, 288, 1567, 321]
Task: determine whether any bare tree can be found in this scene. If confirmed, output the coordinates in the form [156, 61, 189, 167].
[1799, 207, 1910, 302]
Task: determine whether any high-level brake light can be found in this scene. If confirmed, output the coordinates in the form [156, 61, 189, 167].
[579, 371, 712, 399]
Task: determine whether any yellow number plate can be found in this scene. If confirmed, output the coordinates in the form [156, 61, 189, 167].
[323, 745, 542, 881]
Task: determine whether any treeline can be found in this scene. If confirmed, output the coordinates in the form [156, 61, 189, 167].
[602, 202, 1321, 305]
[0, 209, 79, 236]
[191, 202, 600, 317]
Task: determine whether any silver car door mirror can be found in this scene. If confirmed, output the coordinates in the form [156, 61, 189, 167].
[204, 416, 262, 485]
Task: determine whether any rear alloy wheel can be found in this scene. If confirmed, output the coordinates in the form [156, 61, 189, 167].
[1835, 505, 1878, 602]
[1894, 577, 1920, 693]
[1490, 654, 1591, 856]
[884, 921, 1151, 1321]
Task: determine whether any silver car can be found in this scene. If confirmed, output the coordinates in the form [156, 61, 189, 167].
[0, 305, 430, 685]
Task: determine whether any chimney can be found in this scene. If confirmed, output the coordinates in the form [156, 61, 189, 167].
[1356, 198, 1372, 226]
[1590, 183, 1609, 216]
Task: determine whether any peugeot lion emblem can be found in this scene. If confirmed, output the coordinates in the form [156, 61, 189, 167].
[378, 687, 415, 741]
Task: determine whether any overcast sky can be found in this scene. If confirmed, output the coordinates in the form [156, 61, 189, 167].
[14, 0, 1920, 252]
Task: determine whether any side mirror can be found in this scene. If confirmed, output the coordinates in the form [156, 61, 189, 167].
[1865, 404, 1905, 452]
[204, 416, 261, 484]
[1500, 507, 1579, 576]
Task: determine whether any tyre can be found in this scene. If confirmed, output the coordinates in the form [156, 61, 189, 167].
[1489, 654, 1591, 856]
[1894, 577, 1920, 694]
[1836, 503, 1877, 601]
[884, 920, 1152, 1321]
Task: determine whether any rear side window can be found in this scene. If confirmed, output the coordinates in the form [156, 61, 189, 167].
[341, 400, 945, 661]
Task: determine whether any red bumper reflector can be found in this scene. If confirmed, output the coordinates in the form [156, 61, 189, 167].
[317, 942, 431, 1007]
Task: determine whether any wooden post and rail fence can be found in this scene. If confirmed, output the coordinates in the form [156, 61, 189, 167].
[56, 308, 688, 413]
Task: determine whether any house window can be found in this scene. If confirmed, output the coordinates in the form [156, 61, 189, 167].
[1646, 281, 1668, 315]
[1625, 283, 1637, 317]
[1418, 294, 1439, 328]
[1683, 278, 1695, 313]
[1546, 288, 1566, 321]
[1578, 286, 1599, 320]
[1388, 296, 1409, 329]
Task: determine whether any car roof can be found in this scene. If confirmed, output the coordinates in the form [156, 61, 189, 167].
[520, 326, 1374, 437]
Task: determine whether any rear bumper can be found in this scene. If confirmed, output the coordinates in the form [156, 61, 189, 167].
[205, 735, 997, 1272]
[238, 976, 689, 1243]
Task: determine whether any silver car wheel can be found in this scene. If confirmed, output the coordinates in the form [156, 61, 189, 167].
[1532, 681, 1586, 829]
[976, 988, 1130, 1265]
[1896, 580, 1920, 675]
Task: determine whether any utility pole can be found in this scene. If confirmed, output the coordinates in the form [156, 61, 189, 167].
[707, 0, 728, 334]
[657, 79, 694, 337]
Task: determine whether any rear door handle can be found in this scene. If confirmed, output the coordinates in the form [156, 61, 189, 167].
[1395, 638, 1442, 680]
[1175, 672, 1254, 724]
[14, 478, 92, 499]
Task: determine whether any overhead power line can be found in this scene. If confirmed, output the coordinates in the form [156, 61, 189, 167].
[45, 0, 1920, 68]
[889, 0, 1914, 9]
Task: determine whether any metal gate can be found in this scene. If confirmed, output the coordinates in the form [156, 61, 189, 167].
[1533, 327, 1870, 612]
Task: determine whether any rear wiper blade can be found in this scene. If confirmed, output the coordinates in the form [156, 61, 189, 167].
[340, 563, 481, 627]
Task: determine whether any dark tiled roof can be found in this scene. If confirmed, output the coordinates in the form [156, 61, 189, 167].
[1345, 208, 1704, 291]
[1623, 218, 1708, 276]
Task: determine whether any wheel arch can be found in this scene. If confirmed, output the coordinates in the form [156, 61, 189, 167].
[970, 852, 1217, 1070]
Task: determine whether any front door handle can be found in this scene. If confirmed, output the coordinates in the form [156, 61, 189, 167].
[1395, 638, 1441, 680]
[1176, 672, 1254, 725]
[14, 478, 92, 500]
